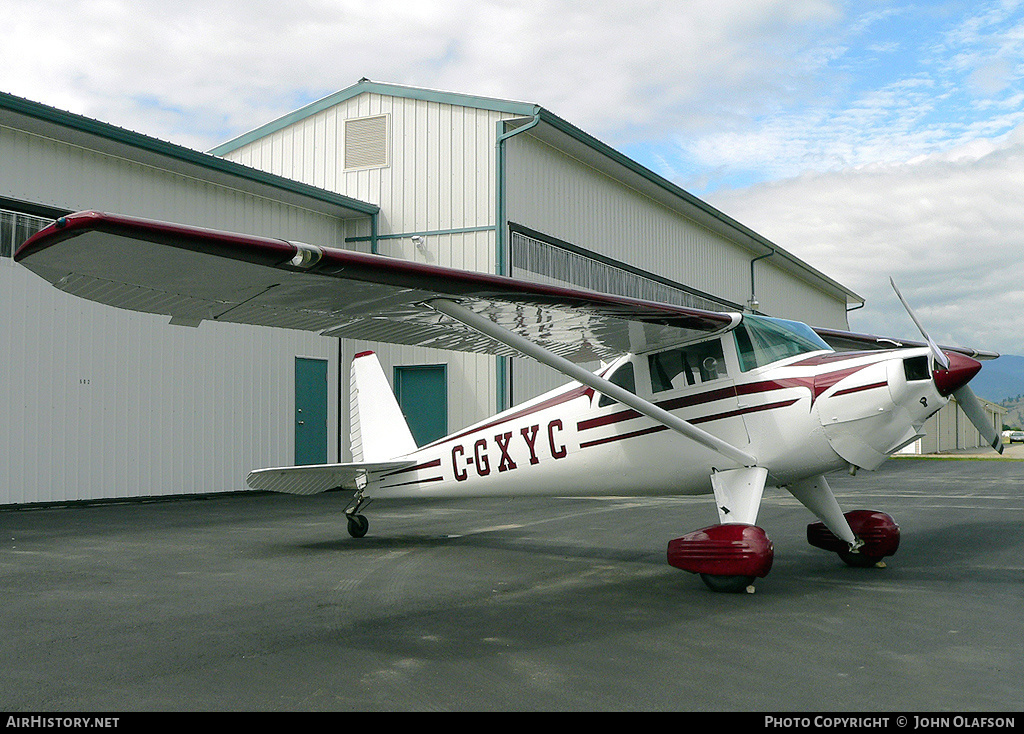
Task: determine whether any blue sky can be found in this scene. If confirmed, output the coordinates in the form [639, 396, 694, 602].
[626, 1, 1024, 194]
[2, 0, 1023, 359]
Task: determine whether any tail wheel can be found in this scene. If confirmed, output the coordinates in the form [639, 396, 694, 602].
[346, 513, 369, 538]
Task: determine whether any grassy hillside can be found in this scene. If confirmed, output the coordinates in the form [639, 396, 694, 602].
[1000, 395, 1024, 431]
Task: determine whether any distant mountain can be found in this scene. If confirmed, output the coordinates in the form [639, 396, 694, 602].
[971, 354, 1024, 403]
[1001, 396, 1024, 431]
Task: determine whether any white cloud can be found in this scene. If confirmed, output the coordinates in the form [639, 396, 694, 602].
[708, 125, 1024, 355]
[0, 0, 843, 150]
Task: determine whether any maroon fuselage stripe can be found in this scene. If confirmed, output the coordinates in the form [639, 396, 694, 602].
[380, 475, 445, 489]
[577, 360, 879, 434]
[580, 424, 666, 449]
[421, 384, 593, 448]
[381, 458, 442, 477]
[832, 381, 888, 397]
[579, 399, 799, 449]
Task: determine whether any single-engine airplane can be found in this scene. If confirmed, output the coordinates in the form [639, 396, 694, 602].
[16, 211, 1004, 592]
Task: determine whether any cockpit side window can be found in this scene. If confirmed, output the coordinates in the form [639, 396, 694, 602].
[648, 339, 726, 393]
[734, 315, 832, 372]
[598, 361, 636, 407]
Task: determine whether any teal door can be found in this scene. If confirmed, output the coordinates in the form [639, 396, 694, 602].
[295, 357, 328, 465]
[394, 364, 448, 447]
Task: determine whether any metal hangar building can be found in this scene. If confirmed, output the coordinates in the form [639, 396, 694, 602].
[1, 79, 866, 505]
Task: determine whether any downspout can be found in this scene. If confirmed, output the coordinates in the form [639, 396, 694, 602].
[495, 109, 541, 276]
[493, 109, 541, 413]
[748, 249, 774, 313]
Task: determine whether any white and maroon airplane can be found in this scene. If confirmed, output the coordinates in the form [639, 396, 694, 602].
[16, 211, 1003, 592]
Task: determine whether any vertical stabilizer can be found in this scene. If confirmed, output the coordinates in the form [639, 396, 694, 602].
[349, 351, 418, 462]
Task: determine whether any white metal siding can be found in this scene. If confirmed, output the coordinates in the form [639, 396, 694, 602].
[504, 132, 849, 328]
[0, 125, 346, 245]
[748, 259, 851, 328]
[223, 92, 510, 248]
[1, 260, 337, 504]
[0, 124, 351, 504]
[221, 93, 522, 442]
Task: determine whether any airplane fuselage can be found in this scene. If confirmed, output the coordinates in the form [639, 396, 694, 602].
[366, 330, 947, 502]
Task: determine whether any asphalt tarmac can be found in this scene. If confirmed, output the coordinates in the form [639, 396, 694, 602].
[1, 456, 1021, 712]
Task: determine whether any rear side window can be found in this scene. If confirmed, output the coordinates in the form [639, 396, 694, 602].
[598, 362, 636, 407]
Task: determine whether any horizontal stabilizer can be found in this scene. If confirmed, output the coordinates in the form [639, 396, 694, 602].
[247, 460, 414, 495]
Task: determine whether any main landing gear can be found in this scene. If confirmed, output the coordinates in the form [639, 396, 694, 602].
[667, 523, 774, 594]
[808, 509, 900, 568]
[667, 467, 774, 593]
[788, 474, 900, 569]
[666, 471, 900, 593]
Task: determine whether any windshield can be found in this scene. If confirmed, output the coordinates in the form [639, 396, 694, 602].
[734, 315, 832, 371]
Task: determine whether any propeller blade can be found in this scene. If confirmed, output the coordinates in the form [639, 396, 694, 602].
[953, 384, 1005, 454]
[888, 279, 1001, 454]
[890, 277, 949, 369]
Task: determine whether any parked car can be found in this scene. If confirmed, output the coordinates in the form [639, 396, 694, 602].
[1010, 432, 1024, 443]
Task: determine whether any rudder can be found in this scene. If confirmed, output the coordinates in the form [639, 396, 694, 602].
[349, 351, 418, 462]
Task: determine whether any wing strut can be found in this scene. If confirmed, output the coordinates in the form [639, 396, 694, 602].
[428, 298, 758, 468]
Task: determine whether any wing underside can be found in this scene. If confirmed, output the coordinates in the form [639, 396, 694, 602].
[16, 211, 997, 363]
[17, 211, 1003, 478]
[16, 211, 735, 361]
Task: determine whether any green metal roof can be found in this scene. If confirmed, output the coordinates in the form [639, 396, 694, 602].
[0, 90, 379, 218]
[209, 79, 540, 156]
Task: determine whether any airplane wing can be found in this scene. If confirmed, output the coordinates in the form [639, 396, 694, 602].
[15, 211, 736, 362]
[813, 326, 999, 361]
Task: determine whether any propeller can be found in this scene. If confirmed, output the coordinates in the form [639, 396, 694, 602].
[890, 278, 949, 370]
[890, 278, 1004, 454]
